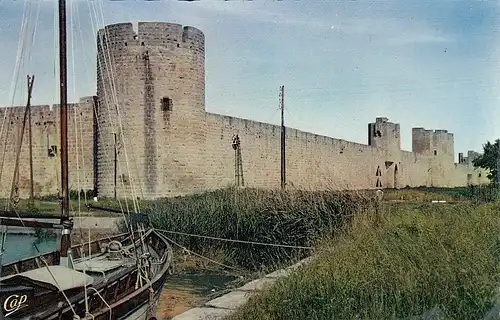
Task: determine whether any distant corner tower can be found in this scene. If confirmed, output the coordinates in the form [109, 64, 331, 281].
[95, 21, 206, 199]
[412, 127, 454, 160]
[368, 117, 401, 157]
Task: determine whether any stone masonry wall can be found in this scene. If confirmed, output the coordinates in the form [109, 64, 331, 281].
[203, 113, 489, 193]
[0, 98, 95, 199]
[96, 22, 206, 200]
[90, 21, 491, 198]
[0, 21, 489, 200]
[204, 113, 467, 193]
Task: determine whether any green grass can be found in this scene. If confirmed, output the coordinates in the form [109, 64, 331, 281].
[381, 185, 499, 203]
[116, 187, 372, 272]
[228, 201, 500, 320]
[0, 190, 122, 216]
[0, 199, 60, 213]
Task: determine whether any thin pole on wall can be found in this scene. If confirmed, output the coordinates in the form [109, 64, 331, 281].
[280, 85, 286, 190]
[9, 75, 35, 207]
[497, 138, 500, 192]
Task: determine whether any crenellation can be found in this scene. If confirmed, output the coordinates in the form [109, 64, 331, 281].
[0, 20, 487, 200]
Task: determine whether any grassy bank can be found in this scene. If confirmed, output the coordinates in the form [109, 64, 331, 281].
[117, 187, 371, 272]
[229, 201, 500, 320]
[381, 185, 499, 203]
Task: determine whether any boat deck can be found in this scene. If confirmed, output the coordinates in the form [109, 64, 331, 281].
[2, 232, 168, 319]
[0, 230, 172, 319]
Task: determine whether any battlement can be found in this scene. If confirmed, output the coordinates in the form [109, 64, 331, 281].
[368, 118, 400, 158]
[375, 117, 389, 123]
[0, 20, 490, 199]
[457, 150, 482, 166]
[412, 127, 454, 157]
[79, 96, 97, 104]
[0, 99, 96, 131]
[97, 21, 204, 53]
[413, 128, 451, 135]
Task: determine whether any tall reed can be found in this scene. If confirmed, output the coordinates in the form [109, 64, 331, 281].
[118, 187, 371, 271]
[229, 201, 500, 319]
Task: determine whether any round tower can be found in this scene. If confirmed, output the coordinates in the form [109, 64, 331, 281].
[96, 21, 206, 199]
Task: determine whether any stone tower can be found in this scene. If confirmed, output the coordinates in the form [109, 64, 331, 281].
[96, 22, 206, 199]
[368, 117, 401, 158]
[368, 117, 402, 188]
[412, 128, 454, 160]
[412, 128, 454, 186]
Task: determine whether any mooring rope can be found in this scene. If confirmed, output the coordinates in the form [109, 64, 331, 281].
[155, 229, 315, 250]
[160, 234, 243, 271]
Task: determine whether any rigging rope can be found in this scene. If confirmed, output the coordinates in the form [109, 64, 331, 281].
[82, 0, 144, 267]
[86, 0, 132, 211]
[11, 0, 32, 105]
[32, 242, 78, 316]
[155, 229, 315, 250]
[96, 0, 145, 207]
[0, 0, 153, 317]
[69, 0, 82, 212]
[52, 0, 58, 104]
[0, 0, 33, 190]
[161, 234, 243, 272]
[28, 0, 40, 63]
[0, 2, 79, 317]
[78, 0, 146, 236]
[70, 0, 86, 272]
[74, 2, 97, 209]
[82, 2, 157, 278]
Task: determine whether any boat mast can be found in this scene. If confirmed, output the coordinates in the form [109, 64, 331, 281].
[59, 0, 71, 258]
[28, 75, 34, 204]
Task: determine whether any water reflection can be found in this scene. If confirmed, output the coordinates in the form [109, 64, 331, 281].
[1, 233, 57, 264]
[166, 268, 240, 295]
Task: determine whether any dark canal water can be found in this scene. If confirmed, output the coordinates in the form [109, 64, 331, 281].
[1, 233, 57, 264]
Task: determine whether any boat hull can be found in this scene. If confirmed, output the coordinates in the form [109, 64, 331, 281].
[119, 281, 165, 320]
[122, 302, 150, 320]
[0, 229, 173, 320]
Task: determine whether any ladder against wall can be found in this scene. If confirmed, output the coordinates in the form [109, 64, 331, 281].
[232, 134, 244, 187]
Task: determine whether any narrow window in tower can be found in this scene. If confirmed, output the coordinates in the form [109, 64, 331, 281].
[48, 145, 57, 157]
[120, 174, 130, 185]
[161, 97, 172, 112]
[434, 150, 437, 156]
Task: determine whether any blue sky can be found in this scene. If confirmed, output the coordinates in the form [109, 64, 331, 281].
[0, 0, 498, 159]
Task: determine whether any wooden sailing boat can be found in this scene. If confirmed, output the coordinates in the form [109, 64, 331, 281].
[0, 0, 173, 319]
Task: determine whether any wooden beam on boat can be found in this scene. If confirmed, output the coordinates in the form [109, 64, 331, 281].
[0, 218, 63, 229]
